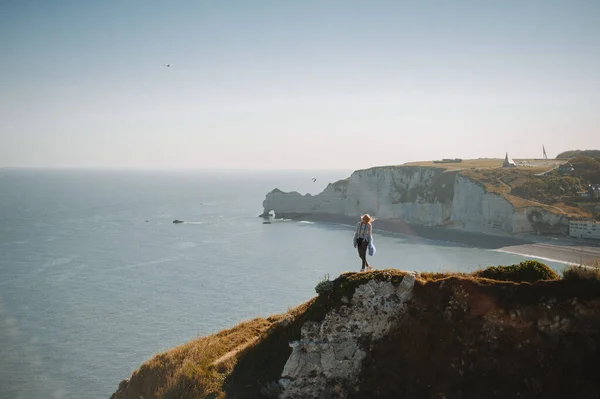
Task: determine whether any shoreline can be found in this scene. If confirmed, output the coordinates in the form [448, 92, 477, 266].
[267, 212, 600, 265]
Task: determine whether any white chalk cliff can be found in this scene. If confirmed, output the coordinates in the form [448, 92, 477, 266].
[262, 166, 569, 236]
[279, 274, 416, 399]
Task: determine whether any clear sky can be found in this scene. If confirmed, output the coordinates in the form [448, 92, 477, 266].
[1, 0, 599, 169]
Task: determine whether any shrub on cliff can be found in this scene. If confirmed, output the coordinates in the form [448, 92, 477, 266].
[473, 260, 559, 283]
[570, 156, 600, 184]
[562, 264, 600, 281]
[511, 175, 583, 203]
[557, 149, 600, 159]
[315, 274, 334, 295]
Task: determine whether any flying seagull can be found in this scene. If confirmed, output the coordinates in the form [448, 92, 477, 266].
[163, 64, 171, 67]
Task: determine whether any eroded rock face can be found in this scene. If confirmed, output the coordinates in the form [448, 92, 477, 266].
[278, 274, 416, 399]
[110, 273, 600, 399]
[261, 167, 569, 235]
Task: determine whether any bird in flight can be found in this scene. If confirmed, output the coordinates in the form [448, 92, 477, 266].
[163, 64, 171, 67]
[312, 177, 316, 182]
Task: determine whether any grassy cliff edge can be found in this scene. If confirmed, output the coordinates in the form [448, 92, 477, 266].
[112, 262, 600, 399]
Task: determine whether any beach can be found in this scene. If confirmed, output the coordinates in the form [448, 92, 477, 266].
[496, 243, 600, 265]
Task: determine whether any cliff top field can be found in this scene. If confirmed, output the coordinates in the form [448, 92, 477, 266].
[402, 158, 598, 218]
[405, 158, 564, 170]
[112, 262, 600, 399]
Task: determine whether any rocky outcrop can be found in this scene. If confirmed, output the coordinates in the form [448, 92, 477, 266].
[261, 166, 569, 236]
[111, 269, 600, 399]
[279, 274, 415, 398]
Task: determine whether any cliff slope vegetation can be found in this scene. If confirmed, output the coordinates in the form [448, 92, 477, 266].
[409, 158, 599, 218]
[556, 149, 600, 159]
[112, 262, 600, 399]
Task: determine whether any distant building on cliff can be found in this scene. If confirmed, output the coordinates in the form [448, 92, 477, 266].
[569, 219, 600, 240]
[502, 153, 516, 168]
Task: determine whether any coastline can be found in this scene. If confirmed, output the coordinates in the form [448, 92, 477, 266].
[494, 243, 600, 266]
[266, 212, 600, 265]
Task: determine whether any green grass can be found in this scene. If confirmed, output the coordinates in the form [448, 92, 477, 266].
[416, 271, 470, 281]
[472, 260, 559, 283]
[417, 261, 560, 283]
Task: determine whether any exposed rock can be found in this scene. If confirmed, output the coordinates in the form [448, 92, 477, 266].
[110, 272, 600, 399]
[261, 166, 568, 236]
[279, 274, 416, 399]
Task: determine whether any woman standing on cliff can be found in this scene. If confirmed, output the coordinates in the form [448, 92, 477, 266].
[353, 214, 374, 272]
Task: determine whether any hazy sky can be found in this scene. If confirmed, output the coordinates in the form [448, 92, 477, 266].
[1, 0, 599, 169]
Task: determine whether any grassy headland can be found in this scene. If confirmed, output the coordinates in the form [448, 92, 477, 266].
[405, 157, 600, 219]
[112, 262, 600, 399]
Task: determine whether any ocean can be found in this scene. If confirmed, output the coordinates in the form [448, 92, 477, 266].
[0, 169, 568, 399]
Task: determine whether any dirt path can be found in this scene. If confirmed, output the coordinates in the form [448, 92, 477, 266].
[534, 165, 559, 176]
[211, 338, 259, 367]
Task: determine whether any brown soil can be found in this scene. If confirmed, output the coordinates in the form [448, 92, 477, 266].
[352, 277, 600, 399]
